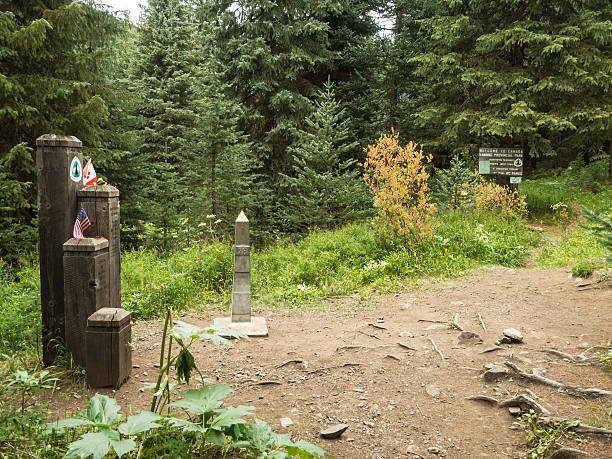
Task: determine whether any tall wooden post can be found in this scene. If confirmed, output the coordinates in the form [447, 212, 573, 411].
[77, 186, 121, 308]
[36, 135, 83, 365]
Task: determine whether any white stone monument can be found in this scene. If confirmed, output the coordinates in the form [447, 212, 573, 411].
[214, 211, 268, 336]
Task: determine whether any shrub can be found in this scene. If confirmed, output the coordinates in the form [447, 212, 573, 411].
[363, 130, 436, 244]
[473, 178, 527, 217]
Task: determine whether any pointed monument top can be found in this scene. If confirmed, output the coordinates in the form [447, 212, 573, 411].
[236, 210, 248, 223]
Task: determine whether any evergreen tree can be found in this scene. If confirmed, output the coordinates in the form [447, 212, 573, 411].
[432, 155, 477, 210]
[209, 0, 334, 179]
[0, 0, 126, 259]
[189, 53, 258, 239]
[282, 80, 370, 232]
[410, 0, 612, 164]
[128, 0, 201, 249]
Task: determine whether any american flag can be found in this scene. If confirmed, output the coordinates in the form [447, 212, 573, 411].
[73, 208, 92, 239]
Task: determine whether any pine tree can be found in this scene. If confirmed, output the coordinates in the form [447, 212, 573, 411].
[209, 0, 334, 179]
[432, 155, 477, 210]
[0, 0, 125, 259]
[128, 0, 202, 249]
[410, 0, 612, 163]
[189, 53, 258, 239]
[282, 79, 370, 232]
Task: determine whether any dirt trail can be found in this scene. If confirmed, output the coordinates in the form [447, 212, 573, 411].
[50, 267, 612, 458]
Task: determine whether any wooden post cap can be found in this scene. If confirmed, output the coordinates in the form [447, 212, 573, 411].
[63, 237, 109, 252]
[36, 134, 82, 147]
[77, 185, 119, 198]
[87, 308, 131, 328]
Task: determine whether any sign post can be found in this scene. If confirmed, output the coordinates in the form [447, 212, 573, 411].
[478, 147, 523, 187]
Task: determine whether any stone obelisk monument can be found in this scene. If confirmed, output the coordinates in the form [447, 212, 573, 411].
[214, 211, 268, 336]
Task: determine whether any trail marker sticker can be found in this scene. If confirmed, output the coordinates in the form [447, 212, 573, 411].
[70, 157, 82, 182]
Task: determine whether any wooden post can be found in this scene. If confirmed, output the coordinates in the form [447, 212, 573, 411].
[86, 308, 132, 388]
[63, 237, 109, 367]
[36, 134, 83, 365]
[77, 186, 121, 308]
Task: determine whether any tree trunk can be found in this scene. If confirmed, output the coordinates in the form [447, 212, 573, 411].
[211, 144, 217, 217]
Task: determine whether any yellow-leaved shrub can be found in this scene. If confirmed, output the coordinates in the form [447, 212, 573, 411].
[363, 130, 436, 243]
[472, 177, 527, 217]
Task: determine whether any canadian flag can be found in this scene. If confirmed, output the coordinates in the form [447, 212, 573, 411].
[83, 159, 98, 186]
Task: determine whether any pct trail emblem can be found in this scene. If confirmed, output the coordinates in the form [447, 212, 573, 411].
[70, 156, 82, 182]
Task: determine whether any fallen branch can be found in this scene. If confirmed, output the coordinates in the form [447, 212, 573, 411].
[477, 314, 486, 332]
[465, 395, 499, 405]
[537, 416, 612, 438]
[524, 389, 556, 414]
[541, 349, 593, 364]
[368, 322, 387, 330]
[417, 319, 446, 324]
[276, 359, 304, 368]
[336, 344, 396, 352]
[306, 363, 362, 375]
[384, 354, 400, 361]
[252, 380, 282, 386]
[397, 342, 417, 351]
[504, 361, 612, 398]
[357, 330, 381, 340]
[452, 313, 463, 331]
[427, 337, 445, 361]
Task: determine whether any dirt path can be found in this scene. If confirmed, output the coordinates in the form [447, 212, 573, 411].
[50, 267, 612, 458]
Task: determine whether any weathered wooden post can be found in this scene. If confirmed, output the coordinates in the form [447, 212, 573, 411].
[63, 237, 110, 367]
[214, 211, 268, 336]
[77, 186, 121, 308]
[86, 307, 132, 388]
[36, 134, 83, 365]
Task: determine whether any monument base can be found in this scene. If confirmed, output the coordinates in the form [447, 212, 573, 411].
[213, 316, 268, 337]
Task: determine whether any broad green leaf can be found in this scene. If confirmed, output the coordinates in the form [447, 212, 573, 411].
[170, 384, 234, 415]
[240, 418, 291, 453]
[172, 321, 203, 341]
[202, 332, 234, 347]
[207, 428, 227, 446]
[118, 411, 163, 435]
[265, 451, 289, 459]
[65, 432, 112, 459]
[210, 405, 254, 430]
[46, 417, 93, 432]
[164, 416, 205, 433]
[65, 428, 135, 459]
[175, 348, 196, 383]
[286, 440, 326, 458]
[76, 394, 121, 425]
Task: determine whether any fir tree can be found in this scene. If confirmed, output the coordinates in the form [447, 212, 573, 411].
[128, 0, 202, 249]
[432, 155, 477, 210]
[189, 53, 257, 239]
[282, 79, 370, 232]
[410, 0, 612, 163]
[0, 0, 125, 259]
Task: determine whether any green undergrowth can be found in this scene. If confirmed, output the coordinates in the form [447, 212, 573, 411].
[0, 210, 538, 356]
[537, 228, 609, 276]
[519, 159, 611, 220]
[0, 261, 41, 362]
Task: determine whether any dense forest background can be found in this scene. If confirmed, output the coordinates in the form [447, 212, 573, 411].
[1, 0, 611, 257]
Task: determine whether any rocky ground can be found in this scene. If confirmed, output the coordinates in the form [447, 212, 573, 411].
[49, 266, 611, 458]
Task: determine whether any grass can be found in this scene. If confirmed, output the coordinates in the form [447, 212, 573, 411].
[0, 209, 538, 357]
[537, 228, 609, 276]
